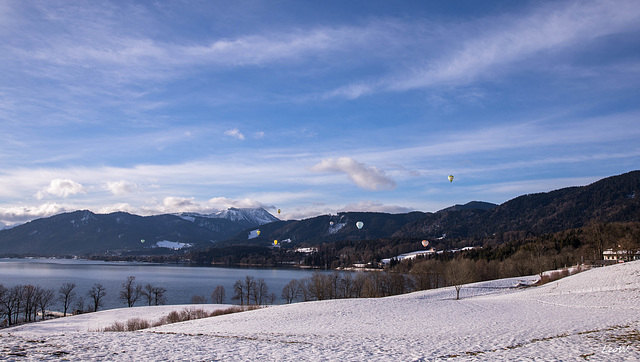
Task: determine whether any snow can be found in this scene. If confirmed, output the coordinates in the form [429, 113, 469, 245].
[176, 215, 195, 222]
[154, 240, 193, 250]
[248, 229, 260, 239]
[212, 208, 278, 225]
[175, 208, 279, 226]
[382, 249, 435, 264]
[328, 222, 346, 234]
[2, 261, 639, 361]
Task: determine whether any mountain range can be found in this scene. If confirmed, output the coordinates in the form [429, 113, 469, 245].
[0, 208, 278, 255]
[0, 170, 638, 256]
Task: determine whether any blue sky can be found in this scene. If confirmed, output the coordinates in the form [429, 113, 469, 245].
[1, 0, 639, 226]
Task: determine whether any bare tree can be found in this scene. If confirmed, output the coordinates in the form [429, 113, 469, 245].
[140, 284, 167, 306]
[88, 283, 107, 312]
[191, 295, 206, 304]
[244, 276, 256, 305]
[338, 273, 354, 298]
[119, 276, 142, 307]
[232, 280, 245, 305]
[307, 272, 330, 300]
[151, 286, 167, 306]
[22, 284, 37, 322]
[12, 285, 24, 323]
[251, 279, 270, 306]
[296, 278, 312, 302]
[58, 282, 76, 316]
[281, 279, 299, 304]
[211, 285, 226, 304]
[585, 220, 609, 261]
[74, 296, 86, 314]
[0, 284, 10, 325]
[618, 234, 640, 261]
[37, 288, 55, 321]
[141, 284, 155, 306]
[0, 285, 20, 325]
[232, 276, 258, 305]
[445, 258, 477, 300]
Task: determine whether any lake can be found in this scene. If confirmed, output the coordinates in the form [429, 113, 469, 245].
[0, 258, 343, 311]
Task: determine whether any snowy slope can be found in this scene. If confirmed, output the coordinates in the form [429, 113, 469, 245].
[177, 207, 279, 226]
[210, 207, 279, 225]
[2, 262, 639, 361]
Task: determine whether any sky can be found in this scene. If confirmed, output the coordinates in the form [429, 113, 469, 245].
[1, 0, 639, 226]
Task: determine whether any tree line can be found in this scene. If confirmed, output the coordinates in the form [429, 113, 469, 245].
[188, 221, 639, 270]
[0, 276, 170, 327]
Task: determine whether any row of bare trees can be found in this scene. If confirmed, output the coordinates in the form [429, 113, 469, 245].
[119, 276, 167, 307]
[0, 277, 169, 327]
[231, 276, 276, 306]
[281, 271, 415, 303]
[0, 282, 107, 326]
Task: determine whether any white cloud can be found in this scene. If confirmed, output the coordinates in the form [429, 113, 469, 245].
[35, 179, 86, 199]
[127, 196, 270, 216]
[311, 157, 396, 191]
[207, 197, 268, 210]
[224, 128, 245, 140]
[96, 203, 138, 215]
[161, 196, 205, 213]
[106, 180, 141, 196]
[0, 202, 69, 225]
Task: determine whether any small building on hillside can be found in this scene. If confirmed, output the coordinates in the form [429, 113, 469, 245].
[603, 249, 640, 262]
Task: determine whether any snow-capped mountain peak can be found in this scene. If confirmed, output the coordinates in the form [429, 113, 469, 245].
[211, 207, 279, 225]
[174, 207, 279, 226]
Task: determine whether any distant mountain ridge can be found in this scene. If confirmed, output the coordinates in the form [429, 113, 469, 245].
[1, 171, 639, 256]
[0, 208, 279, 255]
[225, 171, 640, 246]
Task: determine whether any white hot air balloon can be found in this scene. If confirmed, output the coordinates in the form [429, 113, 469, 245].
[356, 221, 364, 229]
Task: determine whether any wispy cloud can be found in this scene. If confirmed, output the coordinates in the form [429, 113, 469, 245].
[325, 0, 640, 98]
[378, 110, 640, 162]
[224, 128, 245, 140]
[338, 201, 413, 214]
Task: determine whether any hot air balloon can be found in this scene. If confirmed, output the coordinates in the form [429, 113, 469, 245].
[356, 221, 364, 229]
[277, 209, 281, 214]
[274, 240, 278, 245]
[448, 175, 454, 182]
[421, 240, 429, 248]
[329, 221, 334, 226]
[140, 239, 145, 244]
[256, 230, 261, 236]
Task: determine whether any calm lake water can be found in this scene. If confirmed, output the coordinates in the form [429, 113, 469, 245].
[0, 258, 341, 311]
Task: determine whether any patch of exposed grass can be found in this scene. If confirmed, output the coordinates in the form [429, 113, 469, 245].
[537, 265, 589, 285]
[99, 306, 259, 332]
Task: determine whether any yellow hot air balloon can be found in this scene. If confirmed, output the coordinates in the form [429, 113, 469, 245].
[256, 230, 261, 236]
[448, 175, 454, 182]
[274, 239, 278, 245]
[277, 209, 281, 214]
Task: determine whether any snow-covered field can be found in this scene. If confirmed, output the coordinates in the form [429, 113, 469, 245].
[2, 261, 639, 361]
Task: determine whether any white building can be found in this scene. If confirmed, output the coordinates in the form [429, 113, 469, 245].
[603, 249, 640, 262]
